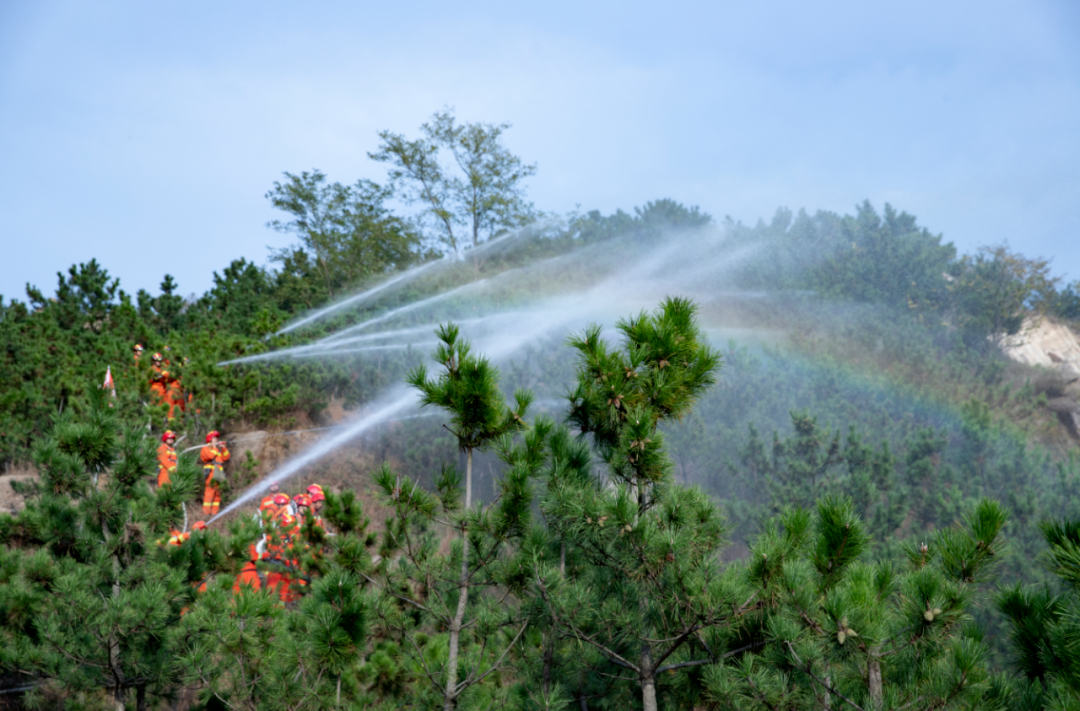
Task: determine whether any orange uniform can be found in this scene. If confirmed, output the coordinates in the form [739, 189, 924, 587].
[165, 376, 186, 417]
[263, 513, 302, 603]
[150, 371, 168, 403]
[200, 436, 229, 516]
[259, 496, 280, 521]
[165, 529, 190, 546]
[233, 561, 262, 593]
[157, 442, 177, 487]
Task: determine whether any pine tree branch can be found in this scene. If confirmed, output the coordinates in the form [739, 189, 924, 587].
[892, 695, 926, 711]
[650, 622, 705, 670]
[457, 621, 528, 692]
[597, 671, 638, 682]
[655, 658, 712, 673]
[402, 629, 447, 698]
[536, 574, 640, 673]
[785, 641, 866, 711]
[654, 641, 767, 674]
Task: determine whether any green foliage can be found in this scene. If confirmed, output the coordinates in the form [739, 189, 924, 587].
[372, 324, 532, 710]
[1049, 281, 1080, 321]
[531, 297, 726, 710]
[705, 497, 1009, 711]
[371, 109, 538, 253]
[951, 245, 1059, 347]
[0, 388, 200, 708]
[266, 169, 423, 300]
[0, 253, 418, 468]
[996, 516, 1080, 710]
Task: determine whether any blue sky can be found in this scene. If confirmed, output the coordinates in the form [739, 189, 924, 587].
[2, 0, 1078, 301]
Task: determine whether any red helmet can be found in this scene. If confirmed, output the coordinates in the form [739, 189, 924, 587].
[161, 430, 176, 443]
[152, 352, 163, 362]
[293, 494, 312, 508]
[134, 343, 144, 352]
[273, 493, 291, 506]
[310, 490, 326, 503]
[206, 431, 220, 443]
[192, 520, 207, 531]
[306, 484, 324, 496]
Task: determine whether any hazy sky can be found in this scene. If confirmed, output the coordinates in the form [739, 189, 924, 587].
[2, 0, 1078, 302]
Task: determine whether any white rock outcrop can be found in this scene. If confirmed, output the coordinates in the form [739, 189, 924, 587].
[1001, 318, 1080, 377]
[1002, 318, 1080, 439]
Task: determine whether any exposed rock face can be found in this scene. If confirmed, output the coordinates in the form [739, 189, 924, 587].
[1002, 318, 1080, 376]
[1002, 318, 1080, 439]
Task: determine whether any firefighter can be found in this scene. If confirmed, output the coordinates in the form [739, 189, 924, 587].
[200, 431, 230, 516]
[265, 512, 300, 603]
[149, 352, 169, 409]
[273, 493, 294, 518]
[307, 484, 325, 514]
[234, 560, 263, 593]
[259, 482, 283, 519]
[157, 430, 178, 487]
[292, 493, 312, 524]
[306, 485, 327, 529]
[133, 343, 144, 362]
[164, 529, 190, 546]
[165, 373, 185, 418]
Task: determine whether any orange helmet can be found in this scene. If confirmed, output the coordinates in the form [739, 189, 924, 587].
[293, 494, 312, 508]
[206, 431, 220, 443]
[192, 520, 208, 531]
[161, 430, 176, 443]
[273, 493, 291, 507]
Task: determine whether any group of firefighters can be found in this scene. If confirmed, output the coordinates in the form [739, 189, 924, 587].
[235, 481, 328, 601]
[157, 426, 330, 602]
[156, 429, 230, 516]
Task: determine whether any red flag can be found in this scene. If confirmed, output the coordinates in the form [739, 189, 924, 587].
[102, 366, 116, 401]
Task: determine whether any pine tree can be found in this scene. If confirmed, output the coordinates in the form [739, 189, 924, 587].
[705, 497, 1009, 710]
[530, 297, 726, 711]
[371, 322, 533, 710]
[0, 387, 200, 710]
[997, 517, 1080, 709]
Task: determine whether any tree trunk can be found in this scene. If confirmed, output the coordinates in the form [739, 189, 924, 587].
[443, 447, 473, 711]
[868, 648, 882, 703]
[336, 673, 342, 707]
[136, 685, 146, 711]
[640, 643, 657, 711]
[641, 674, 658, 711]
[103, 519, 125, 711]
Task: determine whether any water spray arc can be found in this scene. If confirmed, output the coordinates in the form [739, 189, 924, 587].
[216, 225, 768, 519]
[272, 225, 552, 337]
[210, 387, 419, 521]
